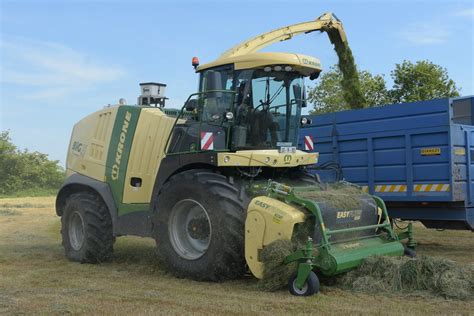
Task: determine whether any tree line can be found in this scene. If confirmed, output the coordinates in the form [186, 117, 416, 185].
[308, 60, 460, 114]
[0, 131, 64, 196]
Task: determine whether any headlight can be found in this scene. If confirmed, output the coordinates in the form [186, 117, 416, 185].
[300, 117, 312, 125]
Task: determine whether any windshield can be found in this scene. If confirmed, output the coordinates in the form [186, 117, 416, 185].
[198, 66, 305, 150]
[232, 69, 304, 149]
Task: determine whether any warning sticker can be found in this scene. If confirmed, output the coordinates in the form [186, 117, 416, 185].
[421, 147, 441, 156]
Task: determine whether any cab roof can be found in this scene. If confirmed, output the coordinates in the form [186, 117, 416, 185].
[197, 52, 322, 77]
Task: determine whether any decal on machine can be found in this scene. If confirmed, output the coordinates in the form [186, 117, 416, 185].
[111, 111, 132, 180]
[272, 213, 284, 224]
[71, 141, 87, 157]
[336, 210, 362, 223]
[421, 147, 441, 156]
[254, 200, 270, 209]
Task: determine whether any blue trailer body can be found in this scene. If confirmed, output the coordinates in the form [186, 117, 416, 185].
[300, 96, 474, 230]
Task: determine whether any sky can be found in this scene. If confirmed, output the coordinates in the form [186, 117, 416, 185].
[1, 0, 473, 165]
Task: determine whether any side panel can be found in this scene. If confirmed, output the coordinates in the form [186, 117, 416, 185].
[299, 97, 474, 229]
[122, 108, 176, 204]
[66, 107, 118, 180]
[300, 98, 456, 202]
[245, 196, 306, 279]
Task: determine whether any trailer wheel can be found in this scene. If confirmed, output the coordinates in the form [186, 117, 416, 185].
[153, 169, 248, 281]
[288, 271, 320, 296]
[61, 192, 114, 263]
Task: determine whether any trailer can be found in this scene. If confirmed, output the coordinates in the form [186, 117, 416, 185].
[300, 96, 474, 230]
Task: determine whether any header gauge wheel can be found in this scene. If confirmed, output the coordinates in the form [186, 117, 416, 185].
[288, 271, 320, 296]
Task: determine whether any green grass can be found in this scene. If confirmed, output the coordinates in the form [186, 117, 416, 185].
[0, 208, 21, 216]
[0, 187, 58, 199]
[0, 196, 472, 315]
[0, 202, 50, 208]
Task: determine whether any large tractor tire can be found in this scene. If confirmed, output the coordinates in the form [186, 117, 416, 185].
[284, 168, 320, 186]
[61, 192, 114, 263]
[153, 169, 248, 281]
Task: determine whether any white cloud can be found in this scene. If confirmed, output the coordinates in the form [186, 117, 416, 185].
[398, 21, 450, 45]
[454, 8, 474, 18]
[0, 38, 124, 100]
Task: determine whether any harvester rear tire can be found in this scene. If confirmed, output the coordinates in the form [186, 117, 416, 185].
[288, 271, 320, 296]
[153, 169, 248, 281]
[61, 192, 114, 263]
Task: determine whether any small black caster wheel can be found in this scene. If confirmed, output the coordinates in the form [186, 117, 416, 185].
[288, 271, 320, 296]
[404, 246, 417, 258]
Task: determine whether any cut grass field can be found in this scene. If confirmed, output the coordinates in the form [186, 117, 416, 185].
[0, 196, 473, 315]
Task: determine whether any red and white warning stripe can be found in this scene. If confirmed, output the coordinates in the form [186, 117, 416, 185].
[304, 135, 314, 151]
[200, 132, 214, 151]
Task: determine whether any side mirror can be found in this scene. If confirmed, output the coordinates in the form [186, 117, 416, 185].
[185, 99, 198, 111]
[309, 72, 320, 80]
[293, 84, 307, 107]
[205, 71, 223, 98]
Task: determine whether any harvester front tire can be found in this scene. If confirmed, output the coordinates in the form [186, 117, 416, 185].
[288, 271, 320, 296]
[154, 170, 247, 281]
[61, 192, 114, 263]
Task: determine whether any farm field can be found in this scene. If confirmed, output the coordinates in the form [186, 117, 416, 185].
[0, 196, 473, 315]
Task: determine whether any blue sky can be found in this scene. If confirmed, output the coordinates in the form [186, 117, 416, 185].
[1, 0, 473, 165]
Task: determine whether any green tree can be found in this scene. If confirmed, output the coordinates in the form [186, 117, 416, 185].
[390, 60, 460, 103]
[0, 131, 64, 195]
[308, 66, 389, 114]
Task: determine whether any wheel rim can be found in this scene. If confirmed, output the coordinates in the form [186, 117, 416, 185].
[69, 211, 85, 251]
[168, 199, 212, 260]
[293, 279, 309, 295]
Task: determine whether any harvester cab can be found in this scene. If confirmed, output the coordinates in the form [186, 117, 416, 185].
[167, 53, 318, 155]
[56, 12, 415, 297]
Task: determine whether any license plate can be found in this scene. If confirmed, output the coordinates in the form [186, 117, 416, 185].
[279, 146, 296, 153]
